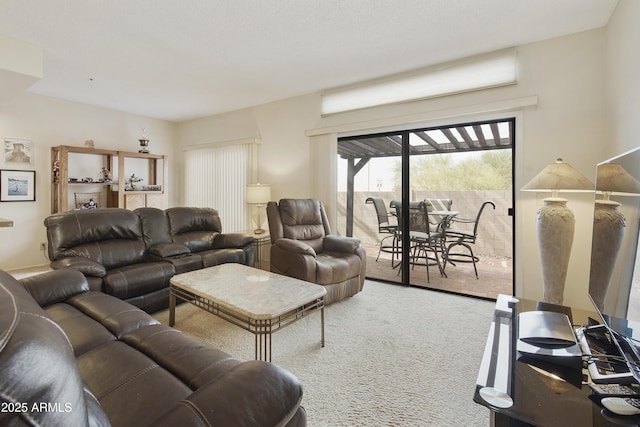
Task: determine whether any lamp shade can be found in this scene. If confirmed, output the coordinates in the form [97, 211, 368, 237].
[595, 163, 640, 196]
[246, 184, 271, 204]
[521, 158, 594, 193]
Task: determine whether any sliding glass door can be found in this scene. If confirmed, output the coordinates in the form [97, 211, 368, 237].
[337, 118, 515, 299]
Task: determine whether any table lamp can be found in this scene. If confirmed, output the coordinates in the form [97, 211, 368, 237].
[589, 163, 640, 309]
[521, 158, 594, 304]
[246, 183, 271, 234]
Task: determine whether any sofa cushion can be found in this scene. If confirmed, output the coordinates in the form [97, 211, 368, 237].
[168, 207, 224, 252]
[167, 207, 222, 232]
[0, 270, 108, 426]
[77, 340, 193, 427]
[102, 262, 174, 300]
[66, 239, 147, 269]
[315, 253, 363, 285]
[122, 323, 241, 389]
[124, 288, 171, 313]
[174, 230, 219, 253]
[45, 208, 148, 268]
[150, 253, 203, 275]
[280, 199, 325, 240]
[135, 207, 172, 248]
[149, 242, 191, 258]
[46, 302, 117, 357]
[152, 361, 305, 427]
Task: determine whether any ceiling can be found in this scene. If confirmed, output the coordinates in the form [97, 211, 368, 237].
[0, 0, 618, 122]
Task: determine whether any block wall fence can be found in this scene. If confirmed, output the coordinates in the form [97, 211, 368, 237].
[337, 190, 513, 258]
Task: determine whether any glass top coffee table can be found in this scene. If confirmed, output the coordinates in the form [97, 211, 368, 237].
[169, 263, 327, 362]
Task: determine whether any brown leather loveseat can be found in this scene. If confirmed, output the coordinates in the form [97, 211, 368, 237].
[44, 207, 254, 313]
[0, 268, 306, 426]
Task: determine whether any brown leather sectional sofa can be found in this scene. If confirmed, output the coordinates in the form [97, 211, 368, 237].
[44, 207, 254, 313]
[0, 268, 306, 426]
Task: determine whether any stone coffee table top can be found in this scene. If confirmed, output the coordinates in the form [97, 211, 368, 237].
[170, 263, 327, 319]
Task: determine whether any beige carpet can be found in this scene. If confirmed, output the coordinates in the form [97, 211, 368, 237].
[153, 280, 495, 426]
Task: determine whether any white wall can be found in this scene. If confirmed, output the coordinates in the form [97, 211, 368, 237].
[0, 84, 178, 270]
[605, 0, 640, 155]
[178, 94, 322, 204]
[178, 28, 611, 310]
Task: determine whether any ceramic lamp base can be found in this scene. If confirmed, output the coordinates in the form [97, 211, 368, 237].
[589, 200, 626, 310]
[536, 197, 575, 305]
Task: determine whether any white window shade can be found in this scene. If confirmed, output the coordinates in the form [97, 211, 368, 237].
[321, 51, 518, 115]
[184, 143, 253, 232]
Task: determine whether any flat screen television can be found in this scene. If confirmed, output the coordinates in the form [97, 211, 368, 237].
[587, 146, 640, 382]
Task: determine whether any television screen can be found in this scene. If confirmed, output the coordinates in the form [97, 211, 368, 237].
[588, 146, 640, 381]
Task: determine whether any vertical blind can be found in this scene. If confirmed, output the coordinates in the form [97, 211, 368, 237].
[184, 142, 252, 232]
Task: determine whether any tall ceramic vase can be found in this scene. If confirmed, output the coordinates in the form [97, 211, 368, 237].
[589, 200, 626, 310]
[536, 198, 575, 305]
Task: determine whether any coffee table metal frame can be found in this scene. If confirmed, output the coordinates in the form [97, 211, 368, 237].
[169, 265, 326, 362]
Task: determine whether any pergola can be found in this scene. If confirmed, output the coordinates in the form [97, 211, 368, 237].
[338, 119, 514, 236]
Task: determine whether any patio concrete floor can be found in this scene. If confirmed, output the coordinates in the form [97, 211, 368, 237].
[362, 242, 513, 300]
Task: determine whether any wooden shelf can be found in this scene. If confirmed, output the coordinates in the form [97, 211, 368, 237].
[122, 190, 163, 194]
[51, 145, 167, 213]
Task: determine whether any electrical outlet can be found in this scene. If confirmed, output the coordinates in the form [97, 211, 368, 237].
[40, 242, 46, 251]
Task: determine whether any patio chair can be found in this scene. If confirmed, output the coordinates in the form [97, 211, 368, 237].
[408, 201, 447, 282]
[424, 198, 453, 232]
[443, 201, 496, 278]
[390, 200, 447, 282]
[365, 197, 400, 264]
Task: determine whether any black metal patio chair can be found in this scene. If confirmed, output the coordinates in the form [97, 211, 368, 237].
[390, 200, 447, 282]
[443, 200, 496, 279]
[365, 197, 400, 264]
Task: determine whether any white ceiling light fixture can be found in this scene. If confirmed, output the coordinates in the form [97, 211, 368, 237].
[321, 51, 518, 115]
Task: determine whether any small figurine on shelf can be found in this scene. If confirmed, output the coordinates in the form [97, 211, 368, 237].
[125, 174, 143, 191]
[82, 199, 98, 209]
[100, 167, 112, 183]
[53, 160, 60, 182]
[138, 128, 150, 154]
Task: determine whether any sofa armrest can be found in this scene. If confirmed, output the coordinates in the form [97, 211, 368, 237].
[51, 257, 107, 277]
[20, 268, 90, 307]
[275, 238, 316, 257]
[214, 232, 254, 249]
[323, 235, 361, 254]
[153, 361, 304, 427]
[149, 242, 191, 258]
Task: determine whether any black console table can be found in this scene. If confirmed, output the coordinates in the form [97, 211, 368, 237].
[474, 294, 640, 427]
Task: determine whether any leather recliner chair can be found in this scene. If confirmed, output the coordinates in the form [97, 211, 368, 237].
[267, 199, 366, 305]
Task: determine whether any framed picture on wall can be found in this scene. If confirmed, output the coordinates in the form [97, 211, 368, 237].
[0, 169, 36, 202]
[4, 138, 33, 164]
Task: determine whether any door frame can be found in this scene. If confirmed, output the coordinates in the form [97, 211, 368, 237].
[337, 117, 516, 297]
